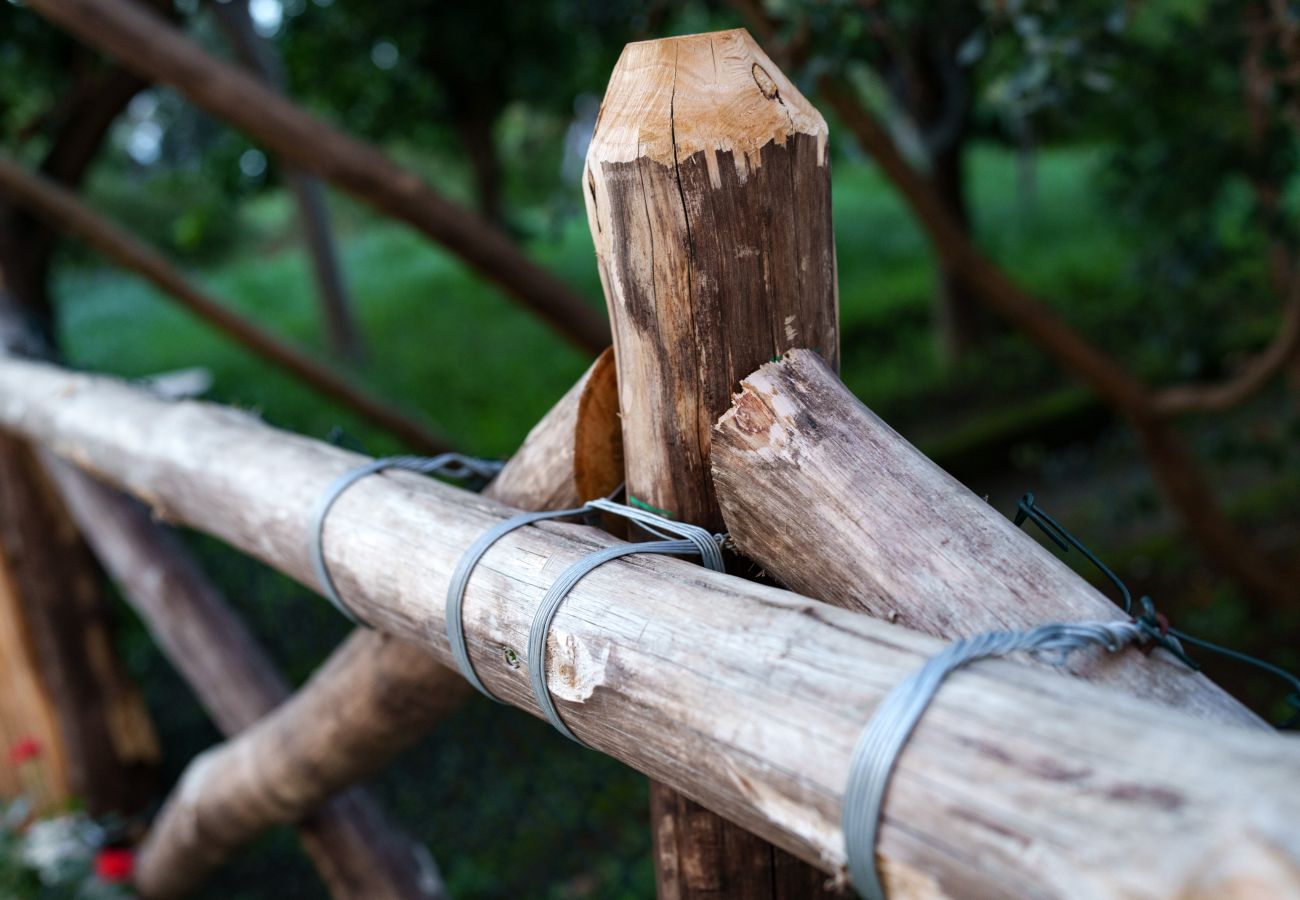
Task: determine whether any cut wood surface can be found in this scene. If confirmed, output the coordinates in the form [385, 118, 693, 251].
[713, 350, 1261, 727]
[131, 349, 619, 897]
[1, 355, 1298, 898]
[586, 30, 840, 898]
[46, 459, 442, 899]
[586, 28, 838, 529]
[0, 156, 451, 454]
[23, 0, 609, 354]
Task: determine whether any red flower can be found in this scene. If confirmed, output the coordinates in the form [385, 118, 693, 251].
[7, 736, 41, 765]
[94, 848, 134, 883]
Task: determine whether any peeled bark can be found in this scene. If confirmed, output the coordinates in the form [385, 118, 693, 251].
[0, 355, 1298, 897]
[584, 29, 839, 897]
[24, 0, 609, 354]
[713, 349, 1261, 726]
[130, 349, 619, 898]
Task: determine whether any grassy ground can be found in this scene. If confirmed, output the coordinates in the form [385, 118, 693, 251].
[49, 143, 1296, 897]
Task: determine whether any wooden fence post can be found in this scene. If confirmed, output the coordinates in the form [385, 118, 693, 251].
[584, 29, 839, 897]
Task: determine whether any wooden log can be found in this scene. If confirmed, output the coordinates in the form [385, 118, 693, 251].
[712, 350, 1261, 726]
[0, 433, 159, 815]
[130, 349, 619, 898]
[45, 458, 444, 899]
[0, 156, 451, 454]
[584, 29, 839, 896]
[3, 334, 1298, 897]
[22, 0, 609, 354]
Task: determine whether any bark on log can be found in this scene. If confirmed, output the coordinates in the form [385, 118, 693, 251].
[713, 350, 1260, 726]
[130, 349, 620, 898]
[45, 459, 444, 899]
[0, 434, 158, 815]
[23, 0, 609, 354]
[585, 29, 839, 896]
[3, 319, 1298, 897]
[0, 156, 451, 453]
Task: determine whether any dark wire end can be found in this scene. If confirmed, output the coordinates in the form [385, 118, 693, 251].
[1013, 490, 1300, 729]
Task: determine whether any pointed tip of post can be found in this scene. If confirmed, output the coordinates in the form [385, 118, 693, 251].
[586, 28, 827, 171]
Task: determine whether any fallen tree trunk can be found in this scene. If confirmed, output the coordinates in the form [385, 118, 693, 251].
[0, 156, 451, 454]
[23, 0, 609, 354]
[584, 29, 840, 896]
[131, 349, 620, 898]
[46, 460, 444, 899]
[712, 350, 1259, 726]
[0, 355, 1297, 897]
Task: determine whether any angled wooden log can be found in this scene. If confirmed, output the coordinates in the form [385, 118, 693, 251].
[0, 356, 1298, 898]
[130, 349, 620, 898]
[584, 29, 839, 896]
[23, 0, 609, 354]
[0, 156, 451, 453]
[46, 460, 444, 899]
[712, 350, 1261, 726]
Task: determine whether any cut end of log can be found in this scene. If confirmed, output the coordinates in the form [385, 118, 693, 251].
[586, 28, 827, 180]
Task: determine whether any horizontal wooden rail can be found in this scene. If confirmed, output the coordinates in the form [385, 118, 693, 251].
[0, 354, 1297, 897]
[23, 0, 609, 354]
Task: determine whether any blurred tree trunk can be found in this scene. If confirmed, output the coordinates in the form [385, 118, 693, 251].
[896, 35, 992, 363]
[210, 0, 364, 362]
[0, 66, 145, 342]
[455, 112, 504, 227]
[0, 332, 159, 814]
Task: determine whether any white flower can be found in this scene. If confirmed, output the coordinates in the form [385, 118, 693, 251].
[20, 814, 94, 885]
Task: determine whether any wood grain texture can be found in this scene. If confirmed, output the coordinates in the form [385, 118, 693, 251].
[585, 28, 838, 529]
[712, 350, 1262, 728]
[45, 458, 441, 900]
[586, 30, 840, 898]
[0, 433, 157, 816]
[0, 357, 1297, 898]
[130, 350, 619, 897]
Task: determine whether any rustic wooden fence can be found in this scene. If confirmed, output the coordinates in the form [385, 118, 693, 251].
[0, 15, 1297, 900]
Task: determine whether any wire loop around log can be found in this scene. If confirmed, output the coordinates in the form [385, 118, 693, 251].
[445, 495, 726, 742]
[310, 453, 504, 626]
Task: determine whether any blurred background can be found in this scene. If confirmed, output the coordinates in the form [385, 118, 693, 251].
[1, 0, 1297, 896]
